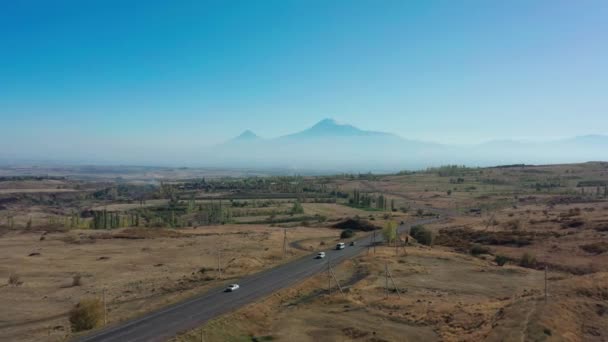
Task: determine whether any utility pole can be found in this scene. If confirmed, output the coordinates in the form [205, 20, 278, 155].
[102, 288, 107, 325]
[327, 258, 331, 295]
[217, 247, 222, 279]
[484, 214, 495, 231]
[545, 265, 548, 303]
[200, 328, 204, 342]
[385, 262, 389, 299]
[283, 228, 287, 259]
[387, 264, 401, 298]
[395, 235, 399, 256]
[373, 230, 376, 254]
[328, 262, 344, 295]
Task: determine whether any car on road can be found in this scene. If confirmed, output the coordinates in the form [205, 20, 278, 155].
[350, 241, 356, 246]
[225, 284, 240, 292]
[316, 252, 325, 259]
[336, 242, 345, 250]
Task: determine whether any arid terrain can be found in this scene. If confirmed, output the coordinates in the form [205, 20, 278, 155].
[1, 162, 607, 341]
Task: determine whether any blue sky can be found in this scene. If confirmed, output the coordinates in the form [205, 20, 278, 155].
[1, 1, 607, 162]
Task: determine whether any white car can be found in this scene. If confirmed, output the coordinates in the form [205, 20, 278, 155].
[225, 284, 240, 292]
[336, 242, 345, 250]
[316, 252, 325, 259]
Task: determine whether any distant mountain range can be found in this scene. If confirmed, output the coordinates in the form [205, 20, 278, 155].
[201, 119, 608, 172]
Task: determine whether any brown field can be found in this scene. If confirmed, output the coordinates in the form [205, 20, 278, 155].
[1, 162, 608, 341]
[0, 225, 337, 341]
[175, 245, 607, 342]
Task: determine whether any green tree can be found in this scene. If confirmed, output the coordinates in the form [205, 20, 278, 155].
[382, 221, 397, 244]
[291, 200, 304, 215]
[377, 195, 385, 210]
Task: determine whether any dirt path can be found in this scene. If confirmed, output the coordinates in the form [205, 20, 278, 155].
[519, 298, 538, 342]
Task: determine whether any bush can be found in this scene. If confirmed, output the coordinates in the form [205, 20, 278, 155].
[505, 219, 521, 230]
[410, 225, 433, 246]
[8, 273, 22, 287]
[340, 229, 355, 239]
[561, 219, 584, 229]
[519, 252, 537, 268]
[291, 201, 304, 215]
[495, 255, 508, 266]
[69, 298, 103, 332]
[72, 274, 82, 287]
[470, 244, 490, 256]
[579, 242, 608, 255]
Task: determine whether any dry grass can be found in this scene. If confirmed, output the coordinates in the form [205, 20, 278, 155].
[0, 224, 333, 341]
[69, 298, 103, 332]
[176, 246, 551, 342]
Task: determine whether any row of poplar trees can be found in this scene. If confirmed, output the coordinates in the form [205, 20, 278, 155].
[90, 210, 140, 229]
[350, 189, 394, 210]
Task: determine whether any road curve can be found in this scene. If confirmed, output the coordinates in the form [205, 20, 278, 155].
[76, 216, 441, 342]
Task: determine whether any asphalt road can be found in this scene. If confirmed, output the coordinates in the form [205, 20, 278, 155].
[76, 216, 441, 342]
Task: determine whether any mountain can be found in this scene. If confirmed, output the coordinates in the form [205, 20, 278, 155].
[229, 130, 262, 143]
[564, 134, 608, 146]
[209, 119, 443, 171]
[280, 118, 396, 139]
[206, 119, 608, 172]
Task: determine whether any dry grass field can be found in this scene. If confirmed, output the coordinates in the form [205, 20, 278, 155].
[175, 245, 607, 342]
[0, 225, 336, 341]
[1, 162, 608, 341]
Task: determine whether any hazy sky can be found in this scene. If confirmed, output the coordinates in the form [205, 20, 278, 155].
[1, 0, 607, 161]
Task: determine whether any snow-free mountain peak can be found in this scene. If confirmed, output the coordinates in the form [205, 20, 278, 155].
[231, 130, 260, 142]
[282, 118, 394, 139]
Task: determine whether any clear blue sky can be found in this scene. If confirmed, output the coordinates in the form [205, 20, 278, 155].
[1, 1, 607, 161]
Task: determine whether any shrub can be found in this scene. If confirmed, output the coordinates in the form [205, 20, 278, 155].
[495, 255, 508, 266]
[72, 274, 82, 287]
[505, 219, 521, 230]
[8, 273, 22, 287]
[579, 242, 608, 255]
[340, 229, 355, 239]
[291, 201, 304, 215]
[410, 225, 433, 246]
[561, 219, 584, 229]
[519, 252, 537, 268]
[470, 244, 490, 256]
[69, 298, 103, 332]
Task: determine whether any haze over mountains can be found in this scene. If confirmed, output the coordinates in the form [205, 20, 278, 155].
[1, 118, 605, 172]
[204, 119, 608, 172]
